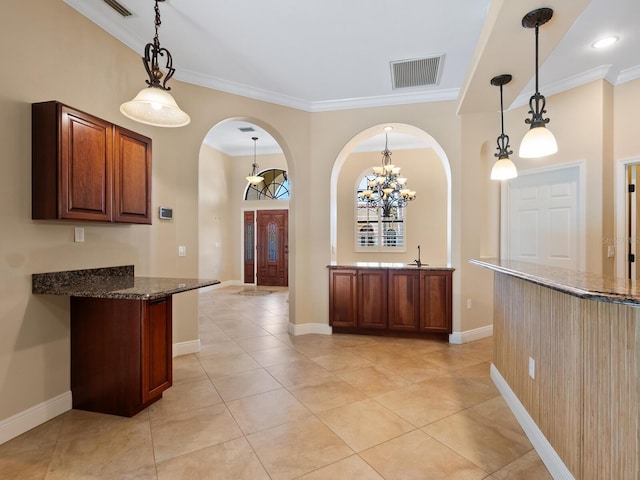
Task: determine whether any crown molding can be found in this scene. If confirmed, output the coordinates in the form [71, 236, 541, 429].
[617, 65, 640, 85]
[511, 65, 612, 110]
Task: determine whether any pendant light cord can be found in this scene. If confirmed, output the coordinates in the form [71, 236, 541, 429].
[534, 23, 540, 95]
[154, 0, 162, 47]
[500, 84, 505, 136]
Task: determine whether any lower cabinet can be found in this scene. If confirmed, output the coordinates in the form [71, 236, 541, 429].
[70, 296, 172, 417]
[329, 267, 452, 337]
[357, 269, 388, 329]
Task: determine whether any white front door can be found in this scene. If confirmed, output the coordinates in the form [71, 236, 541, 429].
[505, 165, 582, 270]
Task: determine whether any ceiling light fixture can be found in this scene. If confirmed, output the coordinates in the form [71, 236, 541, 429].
[519, 8, 557, 159]
[358, 130, 416, 217]
[120, 0, 190, 128]
[490, 74, 517, 181]
[246, 137, 264, 185]
[592, 36, 618, 49]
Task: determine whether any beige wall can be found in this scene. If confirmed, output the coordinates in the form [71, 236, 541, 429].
[2, 0, 639, 431]
[336, 148, 448, 265]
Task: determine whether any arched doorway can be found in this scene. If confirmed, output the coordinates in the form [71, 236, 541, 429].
[329, 123, 452, 265]
[198, 119, 292, 287]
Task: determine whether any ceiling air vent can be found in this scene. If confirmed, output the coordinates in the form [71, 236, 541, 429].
[103, 0, 132, 17]
[238, 127, 256, 133]
[390, 55, 444, 89]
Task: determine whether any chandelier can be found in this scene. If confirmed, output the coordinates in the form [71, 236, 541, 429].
[358, 132, 416, 217]
[120, 0, 190, 127]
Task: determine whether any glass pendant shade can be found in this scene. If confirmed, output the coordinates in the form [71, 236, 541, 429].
[120, 87, 190, 128]
[491, 158, 518, 180]
[518, 125, 558, 158]
[246, 174, 264, 185]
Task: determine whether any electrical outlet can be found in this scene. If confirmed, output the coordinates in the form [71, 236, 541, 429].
[528, 357, 535, 379]
[466, 298, 472, 309]
[74, 227, 85, 243]
[178, 245, 186, 257]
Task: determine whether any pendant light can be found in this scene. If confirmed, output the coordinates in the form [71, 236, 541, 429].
[120, 0, 190, 128]
[246, 137, 264, 185]
[490, 74, 517, 180]
[519, 8, 557, 158]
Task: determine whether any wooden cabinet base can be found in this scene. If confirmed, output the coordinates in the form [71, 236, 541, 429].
[332, 325, 449, 341]
[328, 266, 453, 339]
[70, 296, 172, 417]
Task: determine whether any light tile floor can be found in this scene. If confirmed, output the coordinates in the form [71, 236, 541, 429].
[0, 285, 553, 479]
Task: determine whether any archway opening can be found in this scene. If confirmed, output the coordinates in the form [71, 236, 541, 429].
[198, 118, 293, 288]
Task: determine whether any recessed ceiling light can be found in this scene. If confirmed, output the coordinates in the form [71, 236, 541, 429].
[592, 36, 618, 49]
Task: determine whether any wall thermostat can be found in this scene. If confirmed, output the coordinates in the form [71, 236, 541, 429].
[159, 207, 173, 220]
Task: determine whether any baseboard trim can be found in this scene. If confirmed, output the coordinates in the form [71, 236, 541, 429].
[288, 322, 332, 336]
[173, 339, 201, 357]
[491, 364, 575, 480]
[448, 324, 493, 344]
[0, 391, 72, 445]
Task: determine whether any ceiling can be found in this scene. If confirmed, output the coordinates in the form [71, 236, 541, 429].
[64, 0, 639, 155]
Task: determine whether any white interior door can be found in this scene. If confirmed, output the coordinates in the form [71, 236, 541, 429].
[505, 165, 583, 270]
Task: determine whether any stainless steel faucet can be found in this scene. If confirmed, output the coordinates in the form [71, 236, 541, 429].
[414, 244, 422, 267]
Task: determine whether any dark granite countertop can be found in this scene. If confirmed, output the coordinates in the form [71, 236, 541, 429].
[32, 265, 220, 300]
[327, 262, 454, 271]
[470, 258, 640, 306]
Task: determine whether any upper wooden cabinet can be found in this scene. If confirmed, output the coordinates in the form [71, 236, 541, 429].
[32, 101, 152, 224]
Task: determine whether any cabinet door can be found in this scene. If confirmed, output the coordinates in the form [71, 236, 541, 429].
[420, 271, 452, 333]
[60, 105, 113, 221]
[142, 296, 173, 403]
[357, 269, 388, 329]
[329, 269, 357, 327]
[388, 270, 420, 331]
[113, 126, 152, 224]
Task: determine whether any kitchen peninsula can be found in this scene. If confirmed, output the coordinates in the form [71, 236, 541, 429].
[471, 258, 639, 480]
[33, 265, 219, 417]
[328, 263, 453, 337]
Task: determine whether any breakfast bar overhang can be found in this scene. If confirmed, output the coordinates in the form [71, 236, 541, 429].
[471, 258, 639, 480]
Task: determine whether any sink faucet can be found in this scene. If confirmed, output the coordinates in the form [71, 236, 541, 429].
[414, 244, 422, 267]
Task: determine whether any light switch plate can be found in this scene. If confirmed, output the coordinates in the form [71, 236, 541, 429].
[178, 245, 186, 257]
[74, 227, 85, 243]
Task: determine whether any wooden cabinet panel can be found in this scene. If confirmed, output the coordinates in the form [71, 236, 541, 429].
[420, 271, 452, 333]
[32, 101, 152, 224]
[113, 126, 152, 224]
[71, 296, 172, 417]
[329, 268, 357, 328]
[143, 297, 172, 402]
[61, 107, 113, 221]
[357, 269, 388, 329]
[388, 270, 420, 331]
